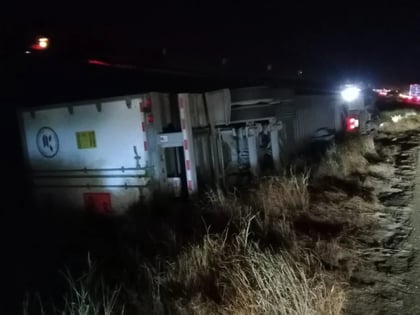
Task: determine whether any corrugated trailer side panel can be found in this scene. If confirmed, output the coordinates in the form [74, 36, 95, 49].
[292, 95, 341, 151]
[20, 97, 150, 214]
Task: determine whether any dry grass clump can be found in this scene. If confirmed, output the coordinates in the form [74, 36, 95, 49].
[379, 109, 418, 122]
[254, 173, 310, 216]
[316, 135, 376, 178]
[23, 261, 125, 315]
[308, 196, 378, 240]
[380, 110, 420, 133]
[147, 221, 346, 315]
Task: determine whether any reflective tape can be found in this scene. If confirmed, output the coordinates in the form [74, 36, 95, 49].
[138, 97, 150, 167]
[178, 95, 194, 193]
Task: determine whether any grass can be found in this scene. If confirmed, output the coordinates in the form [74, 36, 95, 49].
[24, 133, 387, 315]
[23, 259, 125, 315]
[59, 255, 125, 315]
[32, 223, 345, 315]
[379, 109, 420, 133]
[316, 135, 377, 178]
[254, 173, 310, 215]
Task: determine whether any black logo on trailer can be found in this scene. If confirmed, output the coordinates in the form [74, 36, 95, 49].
[36, 127, 59, 158]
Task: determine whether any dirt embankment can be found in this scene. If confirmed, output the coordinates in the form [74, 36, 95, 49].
[346, 130, 420, 315]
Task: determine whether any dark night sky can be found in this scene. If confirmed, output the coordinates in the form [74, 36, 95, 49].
[1, 1, 420, 101]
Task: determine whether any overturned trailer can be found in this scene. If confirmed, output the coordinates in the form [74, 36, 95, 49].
[18, 84, 375, 214]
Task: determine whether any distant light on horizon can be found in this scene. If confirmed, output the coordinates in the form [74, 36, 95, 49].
[38, 38, 49, 48]
[31, 37, 50, 51]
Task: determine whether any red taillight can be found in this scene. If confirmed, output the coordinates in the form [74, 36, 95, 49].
[346, 116, 359, 132]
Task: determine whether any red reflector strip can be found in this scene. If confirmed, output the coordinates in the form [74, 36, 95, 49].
[144, 141, 148, 151]
[141, 98, 152, 112]
[185, 160, 190, 170]
[84, 193, 112, 215]
[187, 180, 193, 190]
[184, 139, 188, 150]
[141, 122, 146, 132]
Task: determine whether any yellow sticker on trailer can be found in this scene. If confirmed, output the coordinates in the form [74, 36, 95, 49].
[76, 131, 96, 149]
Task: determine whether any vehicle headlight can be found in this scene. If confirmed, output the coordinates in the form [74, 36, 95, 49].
[341, 85, 361, 102]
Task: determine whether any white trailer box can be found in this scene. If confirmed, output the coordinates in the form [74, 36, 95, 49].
[19, 95, 156, 215]
[19, 92, 212, 214]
